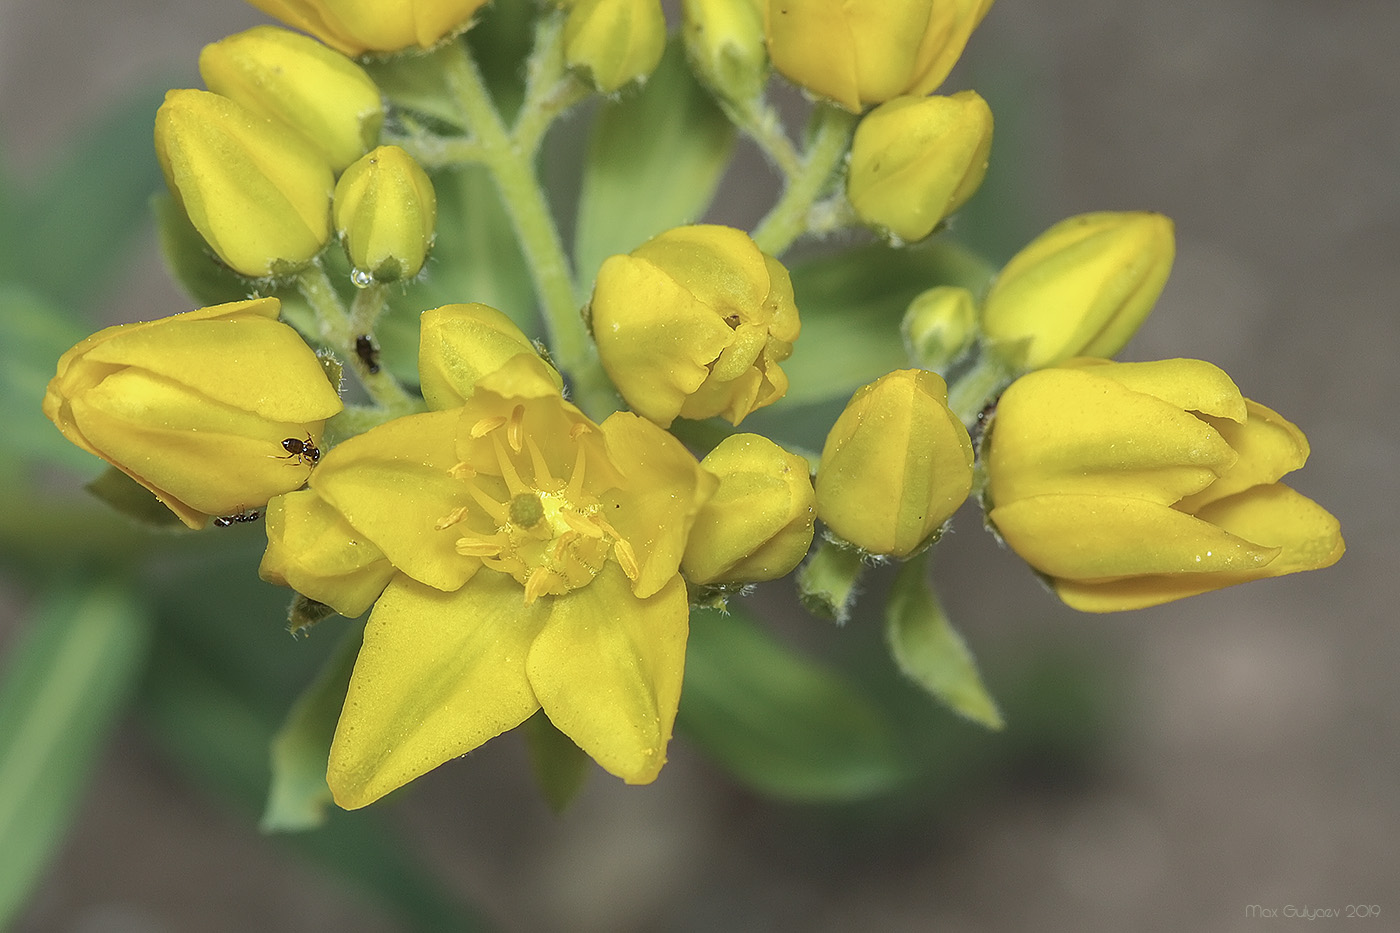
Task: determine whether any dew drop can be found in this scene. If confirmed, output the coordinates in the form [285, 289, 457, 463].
[350, 268, 375, 288]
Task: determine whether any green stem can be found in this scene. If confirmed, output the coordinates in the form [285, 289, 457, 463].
[751, 103, 859, 256]
[440, 40, 618, 419]
[722, 96, 801, 179]
[385, 130, 485, 170]
[946, 348, 1015, 429]
[296, 265, 419, 418]
[513, 12, 590, 158]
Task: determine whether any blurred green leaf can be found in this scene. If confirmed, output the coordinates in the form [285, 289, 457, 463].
[263, 622, 364, 833]
[679, 606, 911, 801]
[522, 710, 592, 813]
[0, 578, 150, 928]
[0, 285, 92, 477]
[573, 39, 736, 289]
[0, 88, 166, 311]
[152, 193, 254, 308]
[886, 553, 1003, 730]
[84, 466, 188, 530]
[780, 239, 997, 407]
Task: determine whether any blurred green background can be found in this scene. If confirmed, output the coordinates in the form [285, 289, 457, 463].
[2, 1, 1397, 930]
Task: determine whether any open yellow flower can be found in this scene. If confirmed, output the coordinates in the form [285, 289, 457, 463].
[281, 310, 716, 808]
[986, 358, 1345, 611]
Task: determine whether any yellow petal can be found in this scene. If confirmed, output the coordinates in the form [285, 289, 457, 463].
[599, 411, 717, 598]
[526, 564, 688, 785]
[989, 493, 1280, 581]
[1193, 483, 1344, 576]
[1178, 399, 1311, 512]
[327, 572, 546, 809]
[259, 489, 395, 618]
[1065, 357, 1247, 422]
[311, 409, 480, 591]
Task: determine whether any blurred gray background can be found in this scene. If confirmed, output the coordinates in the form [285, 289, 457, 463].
[3, 1, 1397, 931]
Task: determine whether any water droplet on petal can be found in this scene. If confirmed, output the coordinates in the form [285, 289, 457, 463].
[350, 268, 374, 288]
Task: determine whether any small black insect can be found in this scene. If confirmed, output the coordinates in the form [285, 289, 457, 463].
[278, 433, 321, 466]
[213, 508, 261, 528]
[354, 334, 380, 374]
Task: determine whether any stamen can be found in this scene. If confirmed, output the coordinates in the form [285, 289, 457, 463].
[457, 535, 504, 558]
[491, 435, 527, 496]
[564, 441, 589, 501]
[612, 537, 641, 582]
[467, 483, 510, 524]
[448, 461, 477, 479]
[569, 421, 590, 439]
[470, 415, 507, 438]
[523, 567, 553, 606]
[434, 505, 470, 530]
[561, 509, 604, 538]
[525, 436, 556, 489]
[507, 404, 525, 453]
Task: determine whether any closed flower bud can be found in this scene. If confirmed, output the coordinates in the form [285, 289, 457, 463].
[682, 434, 815, 585]
[981, 211, 1176, 372]
[245, 0, 490, 56]
[903, 285, 976, 368]
[43, 298, 345, 529]
[260, 489, 396, 617]
[155, 88, 335, 278]
[563, 0, 667, 93]
[417, 303, 563, 409]
[763, 0, 994, 112]
[199, 26, 384, 173]
[682, 0, 769, 104]
[847, 91, 993, 243]
[986, 358, 1345, 611]
[590, 224, 800, 427]
[815, 369, 974, 558]
[333, 145, 437, 283]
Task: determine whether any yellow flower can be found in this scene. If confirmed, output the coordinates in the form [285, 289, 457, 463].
[42, 298, 344, 528]
[417, 303, 563, 411]
[846, 91, 993, 243]
[980, 211, 1176, 372]
[259, 489, 396, 617]
[277, 311, 715, 807]
[681, 0, 769, 104]
[815, 369, 974, 558]
[902, 284, 977, 368]
[762, 0, 994, 112]
[155, 89, 335, 278]
[562, 0, 668, 93]
[333, 145, 437, 283]
[244, 0, 491, 57]
[682, 433, 815, 585]
[985, 358, 1345, 612]
[590, 224, 800, 427]
[199, 25, 384, 173]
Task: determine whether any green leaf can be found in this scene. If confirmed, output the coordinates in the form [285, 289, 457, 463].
[573, 39, 736, 289]
[780, 239, 998, 407]
[152, 193, 256, 308]
[262, 622, 364, 833]
[1, 87, 166, 310]
[522, 710, 592, 813]
[679, 606, 911, 802]
[886, 553, 1003, 730]
[0, 578, 150, 927]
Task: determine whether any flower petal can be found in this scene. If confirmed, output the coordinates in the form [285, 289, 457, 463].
[327, 571, 546, 809]
[599, 411, 717, 598]
[1064, 357, 1247, 422]
[1193, 483, 1344, 576]
[1178, 399, 1311, 512]
[311, 409, 480, 591]
[526, 564, 687, 785]
[989, 493, 1280, 581]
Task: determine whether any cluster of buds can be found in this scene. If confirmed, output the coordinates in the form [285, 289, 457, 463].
[37, 0, 1343, 815]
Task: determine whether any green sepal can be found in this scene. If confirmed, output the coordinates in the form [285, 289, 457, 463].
[778, 239, 998, 407]
[796, 535, 865, 624]
[678, 606, 911, 802]
[522, 709, 592, 813]
[886, 552, 1003, 730]
[262, 621, 363, 833]
[0, 578, 150, 927]
[574, 38, 736, 290]
[85, 466, 188, 530]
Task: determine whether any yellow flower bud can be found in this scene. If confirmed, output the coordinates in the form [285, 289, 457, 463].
[762, 0, 994, 112]
[563, 0, 668, 93]
[815, 369, 973, 557]
[244, 0, 490, 56]
[682, 0, 769, 104]
[590, 224, 800, 427]
[260, 489, 396, 617]
[986, 358, 1345, 611]
[199, 26, 384, 173]
[847, 91, 993, 243]
[155, 89, 335, 278]
[418, 303, 563, 409]
[902, 285, 977, 368]
[981, 211, 1176, 372]
[333, 145, 437, 284]
[42, 298, 345, 529]
[682, 434, 815, 585]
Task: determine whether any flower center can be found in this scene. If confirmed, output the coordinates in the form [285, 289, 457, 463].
[437, 404, 638, 605]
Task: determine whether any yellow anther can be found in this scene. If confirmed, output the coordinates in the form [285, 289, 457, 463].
[456, 536, 504, 558]
[612, 537, 641, 582]
[507, 404, 525, 453]
[470, 415, 507, 438]
[434, 505, 470, 530]
[448, 461, 477, 479]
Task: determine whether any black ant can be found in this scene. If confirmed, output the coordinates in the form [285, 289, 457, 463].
[277, 433, 321, 467]
[354, 334, 380, 374]
[213, 508, 261, 528]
